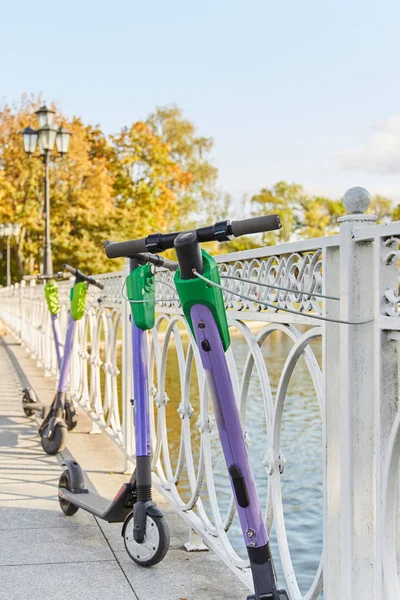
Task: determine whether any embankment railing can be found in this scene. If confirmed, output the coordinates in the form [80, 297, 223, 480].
[0, 187, 399, 600]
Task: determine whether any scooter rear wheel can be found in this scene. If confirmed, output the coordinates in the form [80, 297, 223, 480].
[22, 389, 35, 417]
[123, 513, 170, 567]
[58, 470, 79, 516]
[40, 423, 66, 455]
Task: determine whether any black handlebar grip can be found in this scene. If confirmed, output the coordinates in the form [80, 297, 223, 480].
[62, 264, 76, 275]
[230, 215, 281, 237]
[104, 238, 148, 259]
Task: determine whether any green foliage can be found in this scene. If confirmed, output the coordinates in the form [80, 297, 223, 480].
[369, 195, 393, 222]
[251, 181, 305, 243]
[252, 181, 347, 244]
[392, 204, 400, 222]
[146, 105, 218, 225]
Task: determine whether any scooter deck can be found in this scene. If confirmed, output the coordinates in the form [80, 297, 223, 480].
[23, 401, 47, 414]
[23, 402, 46, 417]
[59, 484, 134, 523]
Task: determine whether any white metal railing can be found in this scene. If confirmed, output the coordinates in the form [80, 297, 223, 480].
[0, 186, 399, 599]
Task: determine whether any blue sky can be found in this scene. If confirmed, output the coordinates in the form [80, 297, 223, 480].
[2, 0, 400, 204]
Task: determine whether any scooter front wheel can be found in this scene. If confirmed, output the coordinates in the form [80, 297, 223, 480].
[58, 470, 79, 516]
[123, 513, 170, 567]
[40, 423, 66, 455]
[65, 402, 78, 431]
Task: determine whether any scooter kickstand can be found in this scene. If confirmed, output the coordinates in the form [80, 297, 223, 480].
[247, 592, 289, 600]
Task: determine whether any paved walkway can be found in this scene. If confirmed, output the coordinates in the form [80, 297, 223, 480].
[0, 335, 249, 600]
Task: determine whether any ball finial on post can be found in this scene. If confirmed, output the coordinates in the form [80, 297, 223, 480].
[343, 186, 371, 214]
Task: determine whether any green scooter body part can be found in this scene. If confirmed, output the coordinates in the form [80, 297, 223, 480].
[126, 264, 155, 331]
[70, 282, 88, 321]
[44, 281, 60, 315]
[174, 250, 230, 351]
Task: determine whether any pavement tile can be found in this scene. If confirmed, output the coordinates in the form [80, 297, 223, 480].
[0, 481, 63, 501]
[0, 561, 137, 600]
[0, 501, 94, 529]
[116, 548, 247, 600]
[0, 525, 113, 565]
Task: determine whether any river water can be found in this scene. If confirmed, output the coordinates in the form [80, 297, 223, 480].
[161, 326, 323, 596]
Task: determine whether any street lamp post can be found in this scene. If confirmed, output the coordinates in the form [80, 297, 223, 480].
[22, 106, 71, 275]
[0, 223, 21, 286]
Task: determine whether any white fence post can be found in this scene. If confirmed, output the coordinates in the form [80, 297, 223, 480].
[338, 187, 378, 599]
[375, 234, 399, 599]
[29, 280, 36, 357]
[322, 240, 341, 597]
[19, 280, 25, 341]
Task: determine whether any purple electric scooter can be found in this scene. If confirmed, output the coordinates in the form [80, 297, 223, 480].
[40, 265, 104, 455]
[101, 216, 289, 599]
[22, 272, 69, 420]
[58, 251, 177, 567]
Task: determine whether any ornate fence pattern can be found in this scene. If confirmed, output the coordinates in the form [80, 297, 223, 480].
[0, 187, 399, 600]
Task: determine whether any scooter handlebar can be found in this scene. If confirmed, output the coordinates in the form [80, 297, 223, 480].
[104, 214, 281, 260]
[37, 272, 67, 282]
[62, 264, 104, 290]
[136, 252, 178, 271]
[159, 257, 179, 271]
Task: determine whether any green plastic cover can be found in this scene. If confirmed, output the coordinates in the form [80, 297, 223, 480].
[174, 250, 230, 351]
[70, 281, 88, 321]
[44, 281, 60, 315]
[126, 264, 155, 330]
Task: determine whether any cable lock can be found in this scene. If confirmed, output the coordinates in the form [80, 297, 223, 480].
[193, 270, 374, 326]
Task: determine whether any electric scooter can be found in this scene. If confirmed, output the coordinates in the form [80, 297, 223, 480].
[22, 272, 68, 418]
[99, 216, 289, 599]
[58, 252, 177, 566]
[40, 265, 104, 455]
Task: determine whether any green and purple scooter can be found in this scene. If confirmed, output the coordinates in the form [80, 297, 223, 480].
[39, 265, 104, 455]
[22, 272, 74, 424]
[58, 216, 289, 596]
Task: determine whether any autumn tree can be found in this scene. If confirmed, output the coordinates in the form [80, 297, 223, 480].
[0, 97, 220, 283]
[392, 203, 400, 221]
[111, 121, 192, 240]
[146, 105, 218, 226]
[251, 181, 306, 243]
[369, 195, 393, 222]
[300, 196, 346, 238]
[0, 95, 115, 283]
[0, 95, 45, 281]
[110, 105, 218, 246]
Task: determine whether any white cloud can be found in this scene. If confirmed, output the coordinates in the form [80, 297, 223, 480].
[338, 117, 400, 174]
